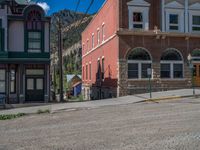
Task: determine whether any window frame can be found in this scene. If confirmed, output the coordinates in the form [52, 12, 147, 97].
[128, 60, 152, 80]
[0, 69, 6, 94]
[27, 31, 42, 53]
[102, 58, 105, 80]
[10, 69, 16, 94]
[92, 33, 94, 49]
[160, 61, 184, 79]
[128, 6, 150, 30]
[165, 9, 184, 32]
[102, 23, 105, 42]
[189, 10, 200, 33]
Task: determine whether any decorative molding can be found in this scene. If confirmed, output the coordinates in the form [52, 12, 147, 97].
[127, 0, 150, 7]
[165, 1, 184, 9]
[189, 2, 200, 10]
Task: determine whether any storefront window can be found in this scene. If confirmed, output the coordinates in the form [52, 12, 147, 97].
[10, 69, 16, 93]
[0, 69, 5, 93]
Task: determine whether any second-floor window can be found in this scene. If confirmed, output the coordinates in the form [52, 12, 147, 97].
[133, 12, 143, 29]
[0, 19, 4, 52]
[97, 29, 100, 45]
[169, 14, 179, 31]
[192, 16, 200, 32]
[102, 24, 105, 41]
[26, 10, 43, 52]
[92, 34, 94, 49]
[28, 32, 41, 52]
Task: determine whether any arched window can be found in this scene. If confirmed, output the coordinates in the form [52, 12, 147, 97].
[26, 9, 43, 52]
[127, 48, 152, 79]
[160, 48, 183, 79]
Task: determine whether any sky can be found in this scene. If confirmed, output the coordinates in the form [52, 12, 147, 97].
[34, 0, 106, 15]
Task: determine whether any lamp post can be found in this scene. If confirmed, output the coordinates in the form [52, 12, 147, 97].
[187, 53, 195, 96]
[147, 68, 152, 99]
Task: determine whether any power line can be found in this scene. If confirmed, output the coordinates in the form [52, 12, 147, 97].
[75, 0, 81, 12]
[77, 0, 95, 27]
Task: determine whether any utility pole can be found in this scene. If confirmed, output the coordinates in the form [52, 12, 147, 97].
[58, 16, 64, 102]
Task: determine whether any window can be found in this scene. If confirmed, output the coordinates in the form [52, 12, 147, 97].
[97, 29, 100, 45]
[169, 14, 179, 31]
[102, 58, 105, 80]
[82, 66, 85, 80]
[0, 19, 4, 52]
[92, 34, 94, 49]
[127, 48, 152, 79]
[142, 63, 151, 78]
[89, 63, 91, 80]
[86, 64, 88, 80]
[160, 49, 183, 79]
[97, 60, 101, 80]
[133, 12, 143, 29]
[0, 69, 6, 93]
[160, 64, 170, 78]
[192, 16, 200, 31]
[128, 63, 138, 79]
[82, 44, 85, 52]
[127, 1, 150, 30]
[102, 24, 105, 41]
[87, 40, 89, 51]
[10, 69, 16, 93]
[26, 10, 43, 52]
[28, 32, 41, 52]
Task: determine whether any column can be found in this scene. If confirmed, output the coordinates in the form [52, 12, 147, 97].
[19, 64, 25, 103]
[185, 0, 189, 33]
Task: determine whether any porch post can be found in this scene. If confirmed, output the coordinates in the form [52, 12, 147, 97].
[19, 64, 25, 103]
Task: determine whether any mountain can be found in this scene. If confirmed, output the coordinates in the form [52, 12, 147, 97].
[50, 9, 93, 75]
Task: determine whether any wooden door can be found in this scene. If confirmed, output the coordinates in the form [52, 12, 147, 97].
[193, 64, 200, 87]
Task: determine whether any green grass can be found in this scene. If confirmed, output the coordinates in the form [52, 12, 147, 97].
[0, 113, 26, 120]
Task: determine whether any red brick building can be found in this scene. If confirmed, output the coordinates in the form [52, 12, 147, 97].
[82, 0, 200, 100]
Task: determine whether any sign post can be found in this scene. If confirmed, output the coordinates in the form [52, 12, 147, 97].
[147, 68, 152, 99]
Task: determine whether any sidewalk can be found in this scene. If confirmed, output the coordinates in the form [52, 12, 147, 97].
[0, 89, 200, 115]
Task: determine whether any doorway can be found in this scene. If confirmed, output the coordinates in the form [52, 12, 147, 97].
[26, 77, 44, 102]
[193, 64, 200, 87]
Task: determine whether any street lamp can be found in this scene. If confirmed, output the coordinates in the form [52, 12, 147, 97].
[187, 53, 195, 96]
[147, 68, 152, 99]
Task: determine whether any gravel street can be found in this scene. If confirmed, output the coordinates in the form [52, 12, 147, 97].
[1, 97, 200, 150]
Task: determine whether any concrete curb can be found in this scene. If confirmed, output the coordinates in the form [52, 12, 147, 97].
[142, 94, 200, 103]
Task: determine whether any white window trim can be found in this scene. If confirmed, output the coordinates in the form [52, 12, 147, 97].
[165, 8, 184, 32]
[160, 61, 184, 79]
[92, 33, 94, 49]
[97, 29, 100, 45]
[189, 10, 200, 33]
[128, 60, 152, 80]
[102, 24, 105, 42]
[128, 6, 149, 30]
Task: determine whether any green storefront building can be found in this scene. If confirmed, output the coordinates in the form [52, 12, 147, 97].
[0, 0, 51, 103]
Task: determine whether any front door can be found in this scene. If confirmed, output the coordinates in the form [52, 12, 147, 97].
[26, 77, 44, 102]
[193, 64, 200, 87]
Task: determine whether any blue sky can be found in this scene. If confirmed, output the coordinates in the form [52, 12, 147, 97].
[35, 0, 106, 15]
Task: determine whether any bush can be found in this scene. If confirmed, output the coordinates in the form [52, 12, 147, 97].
[0, 113, 26, 120]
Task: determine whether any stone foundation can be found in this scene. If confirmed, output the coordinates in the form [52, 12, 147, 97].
[118, 59, 192, 96]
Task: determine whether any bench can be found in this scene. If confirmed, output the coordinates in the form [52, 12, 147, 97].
[0, 95, 6, 109]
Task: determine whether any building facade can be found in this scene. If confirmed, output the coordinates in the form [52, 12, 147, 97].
[82, 0, 200, 100]
[0, 0, 50, 103]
